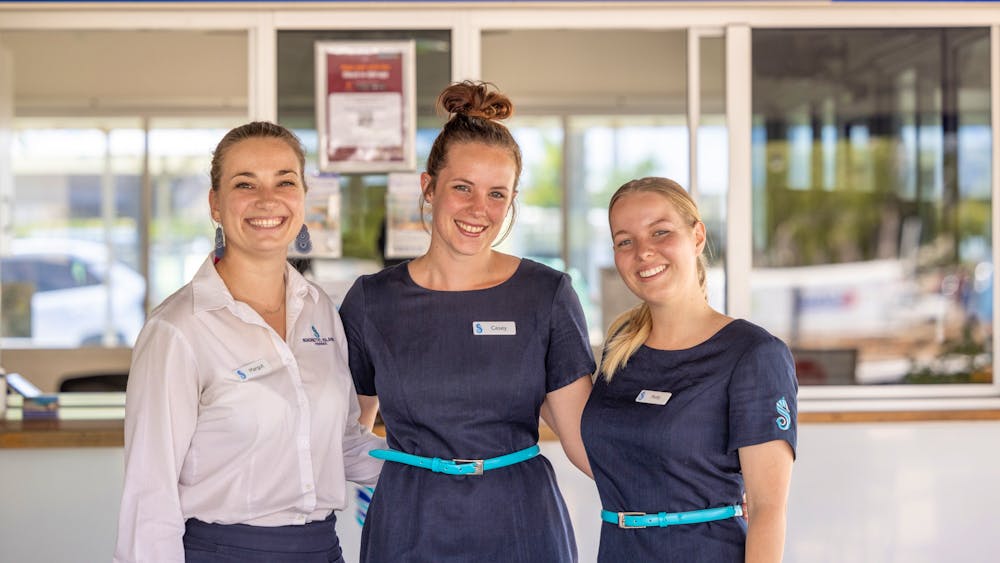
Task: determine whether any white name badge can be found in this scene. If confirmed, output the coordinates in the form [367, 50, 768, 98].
[473, 321, 517, 336]
[635, 389, 672, 405]
[234, 359, 273, 382]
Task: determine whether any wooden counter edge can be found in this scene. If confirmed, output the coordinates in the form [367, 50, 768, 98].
[0, 419, 125, 448]
[5, 410, 1000, 448]
[798, 409, 1000, 423]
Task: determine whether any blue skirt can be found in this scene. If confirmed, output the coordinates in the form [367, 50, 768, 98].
[183, 512, 345, 563]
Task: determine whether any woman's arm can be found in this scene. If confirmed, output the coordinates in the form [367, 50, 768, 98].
[739, 439, 795, 563]
[114, 321, 199, 563]
[540, 375, 594, 478]
[342, 389, 386, 487]
[357, 394, 380, 432]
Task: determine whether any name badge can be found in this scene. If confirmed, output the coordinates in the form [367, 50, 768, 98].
[234, 358, 272, 382]
[473, 321, 516, 336]
[635, 389, 672, 405]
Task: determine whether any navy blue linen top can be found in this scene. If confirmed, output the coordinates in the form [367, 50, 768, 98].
[340, 259, 596, 563]
[581, 319, 797, 563]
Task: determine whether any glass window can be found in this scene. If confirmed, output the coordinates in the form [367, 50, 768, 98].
[751, 28, 992, 386]
[148, 121, 243, 306]
[0, 30, 249, 349]
[500, 116, 565, 268]
[276, 30, 451, 274]
[566, 114, 690, 342]
[4, 121, 146, 348]
[483, 29, 716, 344]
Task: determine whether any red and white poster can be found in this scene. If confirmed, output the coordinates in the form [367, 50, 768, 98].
[315, 40, 416, 173]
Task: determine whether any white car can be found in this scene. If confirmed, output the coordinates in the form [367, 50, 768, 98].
[1, 239, 146, 348]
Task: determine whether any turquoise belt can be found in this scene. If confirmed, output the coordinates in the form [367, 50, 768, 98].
[601, 505, 743, 529]
[369, 444, 540, 476]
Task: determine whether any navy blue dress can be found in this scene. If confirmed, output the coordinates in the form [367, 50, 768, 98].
[581, 319, 797, 563]
[340, 259, 596, 563]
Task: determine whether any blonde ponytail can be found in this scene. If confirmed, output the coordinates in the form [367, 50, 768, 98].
[599, 303, 653, 382]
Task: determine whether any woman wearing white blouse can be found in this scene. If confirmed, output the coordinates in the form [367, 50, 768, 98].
[114, 122, 385, 563]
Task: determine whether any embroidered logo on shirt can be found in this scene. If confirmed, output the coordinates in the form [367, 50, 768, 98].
[301, 324, 336, 345]
[473, 321, 516, 335]
[635, 390, 671, 405]
[234, 359, 272, 381]
[775, 397, 791, 431]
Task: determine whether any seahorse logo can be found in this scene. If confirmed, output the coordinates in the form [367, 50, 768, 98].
[775, 397, 791, 431]
[312, 325, 321, 338]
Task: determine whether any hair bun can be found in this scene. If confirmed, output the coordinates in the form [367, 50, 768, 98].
[438, 80, 514, 121]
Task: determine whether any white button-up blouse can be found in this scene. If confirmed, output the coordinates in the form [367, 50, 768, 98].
[114, 256, 385, 563]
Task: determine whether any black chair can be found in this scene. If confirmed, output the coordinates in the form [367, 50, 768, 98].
[790, 348, 858, 385]
[58, 373, 128, 393]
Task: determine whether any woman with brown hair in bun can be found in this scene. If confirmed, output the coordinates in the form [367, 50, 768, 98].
[340, 81, 595, 562]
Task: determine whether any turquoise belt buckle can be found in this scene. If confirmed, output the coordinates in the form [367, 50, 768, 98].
[618, 511, 647, 529]
[451, 458, 485, 475]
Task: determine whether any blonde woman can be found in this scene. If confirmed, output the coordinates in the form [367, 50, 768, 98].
[581, 177, 797, 562]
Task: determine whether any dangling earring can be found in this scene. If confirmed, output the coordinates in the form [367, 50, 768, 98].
[214, 224, 226, 260]
[295, 224, 313, 254]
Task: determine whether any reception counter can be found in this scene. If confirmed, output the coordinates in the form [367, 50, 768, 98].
[0, 392, 554, 449]
[4, 392, 999, 450]
[1, 393, 125, 448]
[4, 394, 1000, 563]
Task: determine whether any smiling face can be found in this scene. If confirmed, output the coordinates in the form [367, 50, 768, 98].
[209, 136, 305, 262]
[610, 190, 706, 306]
[423, 142, 517, 259]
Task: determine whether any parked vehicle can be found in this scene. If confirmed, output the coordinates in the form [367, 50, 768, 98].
[1, 239, 145, 348]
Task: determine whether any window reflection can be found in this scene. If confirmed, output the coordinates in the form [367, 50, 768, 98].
[752, 28, 992, 385]
[0, 29, 249, 350]
[148, 124, 240, 306]
[277, 30, 450, 267]
[4, 124, 145, 348]
[3, 121, 240, 348]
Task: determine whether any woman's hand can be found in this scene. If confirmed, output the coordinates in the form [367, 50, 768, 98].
[358, 394, 380, 432]
[540, 375, 594, 478]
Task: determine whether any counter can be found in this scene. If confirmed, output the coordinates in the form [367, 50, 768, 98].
[1, 393, 125, 448]
[3, 394, 1000, 563]
[5, 392, 999, 449]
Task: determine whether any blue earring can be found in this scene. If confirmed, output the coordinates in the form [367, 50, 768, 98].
[295, 224, 312, 254]
[214, 224, 225, 259]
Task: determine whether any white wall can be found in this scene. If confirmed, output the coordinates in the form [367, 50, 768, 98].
[0, 30, 247, 115]
[1, 422, 999, 562]
[786, 421, 1000, 563]
[0, 447, 124, 562]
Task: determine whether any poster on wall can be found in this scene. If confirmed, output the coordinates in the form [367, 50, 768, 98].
[315, 40, 416, 173]
[290, 173, 342, 259]
[385, 172, 430, 259]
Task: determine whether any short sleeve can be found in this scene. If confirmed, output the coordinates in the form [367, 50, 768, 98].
[727, 335, 798, 458]
[340, 276, 377, 396]
[545, 273, 597, 392]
